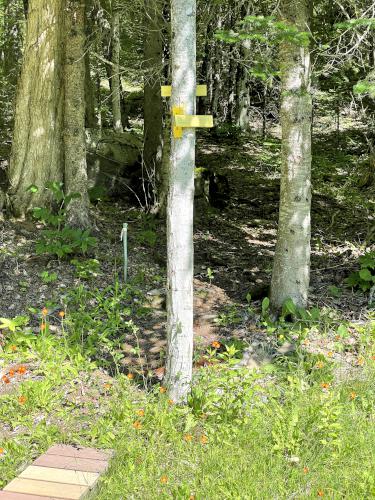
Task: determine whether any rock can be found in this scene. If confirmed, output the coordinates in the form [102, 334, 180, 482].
[235, 342, 274, 370]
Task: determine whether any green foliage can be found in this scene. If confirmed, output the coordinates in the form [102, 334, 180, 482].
[346, 252, 375, 292]
[28, 182, 96, 259]
[216, 15, 310, 48]
[64, 281, 144, 367]
[214, 305, 242, 326]
[71, 258, 101, 279]
[39, 271, 58, 283]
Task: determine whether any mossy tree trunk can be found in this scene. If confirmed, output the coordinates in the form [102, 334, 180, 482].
[270, 0, 312, 312]
[8, 0, 65, 215]
[63, 0, 90, 228]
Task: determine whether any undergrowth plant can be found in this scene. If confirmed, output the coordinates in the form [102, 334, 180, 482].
[28, 182, 97, 259]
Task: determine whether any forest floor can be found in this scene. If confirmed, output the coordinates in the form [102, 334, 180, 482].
[0, 124, 374, 498]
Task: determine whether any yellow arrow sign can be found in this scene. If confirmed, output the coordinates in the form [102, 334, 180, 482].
[174, 115, 214, 128]
[161, 85, 208, 97]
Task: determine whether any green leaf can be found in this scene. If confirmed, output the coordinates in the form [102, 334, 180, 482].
[359, 268, 373, 281]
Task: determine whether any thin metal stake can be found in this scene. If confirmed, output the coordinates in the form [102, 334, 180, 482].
[120, 223, 128, 283]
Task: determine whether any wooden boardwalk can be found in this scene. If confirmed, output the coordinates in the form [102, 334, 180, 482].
[0, 445, 113, 499]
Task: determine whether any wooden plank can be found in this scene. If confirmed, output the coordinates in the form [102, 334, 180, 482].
[0, 492, 58, 500]
[20, 467, 99, 487]
[45, 445, 112, 461]
[4, 479, 87, 500]
[33, 455, 108, 473]
[175, 115, 213, 128]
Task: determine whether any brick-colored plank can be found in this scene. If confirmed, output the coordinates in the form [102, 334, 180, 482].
[0, 492, 58, 500]
[46, 446, 112, 461]
[33, 455, 108, 473]
[20, 467, 99, 488]
[4, 478, 87, 500]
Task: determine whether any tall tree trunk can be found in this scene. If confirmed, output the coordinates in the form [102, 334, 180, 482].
[143, 0, 164, 212]
[165, 0, 196, 403]
[8, 0, 65, 215]
[270, 0, 312, 312]
[63, 0, 90, 228]
[84, 0, 98, 129]
[110, 0, 123, 133]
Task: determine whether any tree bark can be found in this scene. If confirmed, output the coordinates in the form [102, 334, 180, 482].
[165, 0, 196, 403]
[110, 0, 123, 133]
[63, 0, 90, 228]
[143, 0, 164, 212]
[270, 0, 312, 312]
[8, 0, 65, 215]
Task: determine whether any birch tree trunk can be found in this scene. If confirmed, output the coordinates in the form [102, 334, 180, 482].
[63, 0, 90, 228]
[8, 0, 65, 215]
[270, 0, 312, 312]
[165, 0, 196, 403]
[110, 0, 123, 133]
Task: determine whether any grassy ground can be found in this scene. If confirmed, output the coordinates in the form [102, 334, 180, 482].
[0, 303, 374, 499]
[0, 126, 374, 498]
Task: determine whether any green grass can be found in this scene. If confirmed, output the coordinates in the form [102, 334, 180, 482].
[1, 313, 375, 499]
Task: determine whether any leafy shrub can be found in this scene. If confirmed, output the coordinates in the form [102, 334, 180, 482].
[29, 182, 97, 259]
[346, 251, 375, 292]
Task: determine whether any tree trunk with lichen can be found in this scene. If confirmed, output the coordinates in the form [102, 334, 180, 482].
[165, 0, 196, 403]
[270, 0, 312, 312]
[8, 0, 65, 215]
[63, 0, 90, 228]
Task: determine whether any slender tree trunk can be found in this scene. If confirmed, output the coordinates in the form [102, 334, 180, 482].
[84, 0, 98, 129]
[165, 0, 196, 403]
[63, 0, 90, 228]
[8, 0, 65, 215]
[143, 0, 164, 212]
[270, 0, 312, 312]
[110, 0, 123, 133]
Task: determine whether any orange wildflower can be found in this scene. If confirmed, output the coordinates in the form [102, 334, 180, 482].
[211, 341, 221, 349]
[0, 448, 4, 455]
[127, 373, 134, 380]
[40, 323, 47, 331]
[103, 383, 112, 390]
[58, 311, 65, 318]
[136, 409, 145, 417]
[200, 435, 208, 445]
[132, 420, 142, 430]
[167, 399, 174, 405]
[321, 383, 330, 390]
[317, 491, 324, 497]
[9, 345, 17, 352]
[159, 386, 167, 393]
[303, 466, 309, 474]
[18, 395, 27, 405]
[2, 375, 10, 384]
[8, 369, 15, 378]
[17, 366, 26, 375]
[189, 496, 196, 500]
[350, 392, 357, 400]
[160, 475, 168, 484]
[315, 361, 324, 369]
[371, 355, 375, 361]
[357, 357, 365, 366]
[41, 307, 48, 317]
[184, 434, 193, 442]
[327, 352, 333, 358]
